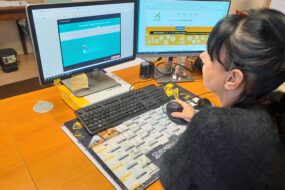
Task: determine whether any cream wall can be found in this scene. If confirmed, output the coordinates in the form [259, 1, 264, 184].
[229, 0, 268, 14]
[0, 0, 43, 54]
[0, 0, 268, 54]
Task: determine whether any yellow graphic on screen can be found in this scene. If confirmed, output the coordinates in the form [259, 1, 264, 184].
[145, 26, 212, 46]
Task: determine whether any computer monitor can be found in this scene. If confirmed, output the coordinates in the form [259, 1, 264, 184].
[26, 0, 136, 96]
[137, 0, 231, 56]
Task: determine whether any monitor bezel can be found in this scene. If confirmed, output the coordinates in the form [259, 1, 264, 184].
[136, 0, 231, 57]
[26, 0, 137, 85]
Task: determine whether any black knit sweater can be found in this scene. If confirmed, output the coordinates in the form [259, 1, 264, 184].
[159, 106, 285, 190]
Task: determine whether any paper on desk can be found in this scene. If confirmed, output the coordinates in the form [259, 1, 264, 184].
[0, 1, 28, 7]
[70, 73, 89, 91]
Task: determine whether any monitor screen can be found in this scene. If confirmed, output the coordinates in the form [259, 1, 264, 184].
[137, 0, 230, 56]
[27, 0, 136, 85]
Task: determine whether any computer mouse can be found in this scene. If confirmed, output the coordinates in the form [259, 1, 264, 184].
[166, 101, 188, 125]
[194, 98, 212, 110]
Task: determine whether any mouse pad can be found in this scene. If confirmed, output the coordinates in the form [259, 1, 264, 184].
[161, 82, 199, 102]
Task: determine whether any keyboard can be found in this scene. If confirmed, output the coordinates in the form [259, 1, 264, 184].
[75, 84, 170, 135]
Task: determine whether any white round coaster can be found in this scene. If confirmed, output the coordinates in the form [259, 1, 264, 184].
[33, 100, 54, 113]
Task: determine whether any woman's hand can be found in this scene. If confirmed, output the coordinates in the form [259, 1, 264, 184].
[171, 99, 196, 122]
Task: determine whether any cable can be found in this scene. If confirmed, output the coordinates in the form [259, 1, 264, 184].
[131, 69, 202, 91]
[131, 55, 205, 90]
[155, 61, 173, 75]
[143, 57, 163, 65]
[155, 60, 195, 77]
[129, 78, 155, 91]
[173, 63, 195, 73]
[155, 57, 163, 62]
[154, 57, 176, 76]
[129, 76, 168, 91]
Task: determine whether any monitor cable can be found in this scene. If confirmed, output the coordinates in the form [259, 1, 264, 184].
[129, 76, 166, 91]
[155, 56, 195, 77]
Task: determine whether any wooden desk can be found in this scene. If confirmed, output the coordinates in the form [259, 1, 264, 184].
[0, 65, 219, 189]
[0, 6, 28, 55]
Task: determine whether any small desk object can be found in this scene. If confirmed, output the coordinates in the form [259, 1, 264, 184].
[0, 5, 28, 55]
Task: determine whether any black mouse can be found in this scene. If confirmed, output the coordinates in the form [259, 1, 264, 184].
[194, 98, 212, 110]
[166, 101, 188, 125]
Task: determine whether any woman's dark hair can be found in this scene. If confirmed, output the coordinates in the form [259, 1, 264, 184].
[207, 8, 285, 141]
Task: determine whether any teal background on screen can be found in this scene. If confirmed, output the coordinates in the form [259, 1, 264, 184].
[59, 17, 120, 67]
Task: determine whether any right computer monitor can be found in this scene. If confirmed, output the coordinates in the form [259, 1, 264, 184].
[137, 0, 231, 56]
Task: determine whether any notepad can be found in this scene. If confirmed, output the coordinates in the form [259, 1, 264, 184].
[70, 73, 89, 91]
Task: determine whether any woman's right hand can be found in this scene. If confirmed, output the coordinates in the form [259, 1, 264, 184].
[171, 99, 196, 122]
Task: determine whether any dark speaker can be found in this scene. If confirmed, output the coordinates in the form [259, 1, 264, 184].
[0, 48, 19, 73]
[139, 61, 154, 79]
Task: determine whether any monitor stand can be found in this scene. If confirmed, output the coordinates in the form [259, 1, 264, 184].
[154, 57, 194, 83]
[62, 70, 121, 97]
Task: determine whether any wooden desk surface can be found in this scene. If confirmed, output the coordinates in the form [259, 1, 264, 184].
[0, 64, 219, 190]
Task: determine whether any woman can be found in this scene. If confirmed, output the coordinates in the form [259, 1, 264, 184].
[160, 9, 285, 190]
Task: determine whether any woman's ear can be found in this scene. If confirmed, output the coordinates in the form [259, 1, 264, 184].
[224, 69, 244, 90]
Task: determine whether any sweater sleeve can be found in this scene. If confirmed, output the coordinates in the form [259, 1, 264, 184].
[159, 107, 285, 190]
[159, 108, 224, 190]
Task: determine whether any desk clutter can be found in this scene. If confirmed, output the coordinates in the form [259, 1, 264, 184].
[62, 83, 205, 190]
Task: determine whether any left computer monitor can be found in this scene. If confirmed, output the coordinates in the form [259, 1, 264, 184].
[26, 0, 136, 96]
